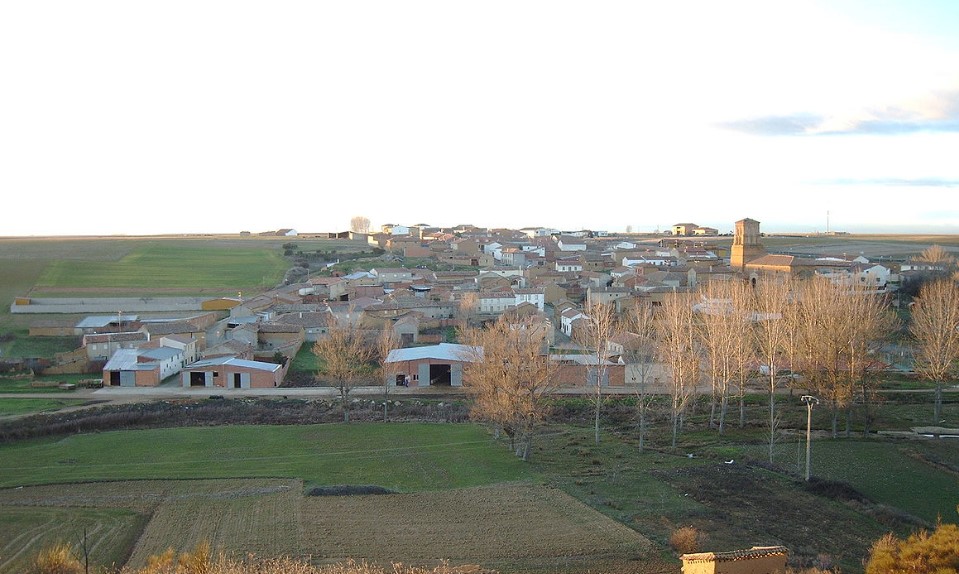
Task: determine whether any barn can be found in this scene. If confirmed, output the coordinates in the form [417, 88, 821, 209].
[384, 343, 480, 388]
[181, 356, 283, 389]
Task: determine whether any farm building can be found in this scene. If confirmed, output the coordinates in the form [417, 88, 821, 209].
[384, 343, 480, 388]
[681, 546, 788, 574]
[181, 356, 284, 389]
[102, 346, 186, 387]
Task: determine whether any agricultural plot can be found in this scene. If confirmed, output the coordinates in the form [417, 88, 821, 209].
[806, 439, 959, 525]
[32, 242, 289, 293]
[0, 505, 145, 574]
[0, 424, 535, 490]
[0, 478, 652, 574]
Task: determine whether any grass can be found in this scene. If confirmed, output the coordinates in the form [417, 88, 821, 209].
[3, 336, 80, 359]
[0, 423, 536, 490]
[289, 342, 323, 374]
[0, 374, 95, 393]
[0, 398, 91, 417]
[806, 439, 959, 525]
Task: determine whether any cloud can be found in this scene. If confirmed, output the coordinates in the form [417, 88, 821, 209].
[810, 177, 959, 188]
[719, 89, 959, 136]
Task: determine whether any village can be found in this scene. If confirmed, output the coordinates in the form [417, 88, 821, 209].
[7, 218, 944, 394]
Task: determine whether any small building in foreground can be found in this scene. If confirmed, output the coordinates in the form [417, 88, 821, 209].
[181, 356, 284, 389]
[384, 343, 480, 388]
[681, 546, 788, 574]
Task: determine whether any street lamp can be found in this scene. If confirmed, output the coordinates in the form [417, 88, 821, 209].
[801, 395, 819, 481]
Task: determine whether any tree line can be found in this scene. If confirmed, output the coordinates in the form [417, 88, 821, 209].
[310, 273, 959, 464]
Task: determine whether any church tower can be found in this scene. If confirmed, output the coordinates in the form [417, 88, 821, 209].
[730, 218, 766, 270]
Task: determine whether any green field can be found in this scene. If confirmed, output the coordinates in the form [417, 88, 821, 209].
[0, 235, 369, 341]
[0, 398, 90, 417]
[0, 423, 534, 490]
[32, 242, 288, 292]
[810, 440, 959, 524]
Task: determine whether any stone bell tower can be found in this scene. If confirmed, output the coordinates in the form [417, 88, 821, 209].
[730, 218, 765, 270]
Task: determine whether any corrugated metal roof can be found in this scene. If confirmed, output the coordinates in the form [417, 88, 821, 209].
[187, 356, 280, 373]
[103, 349, 155, 371]
[386, 343, 481, 364]
[76, 315, 138, 328]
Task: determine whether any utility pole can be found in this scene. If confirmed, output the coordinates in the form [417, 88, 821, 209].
[801, 395, 819, 481]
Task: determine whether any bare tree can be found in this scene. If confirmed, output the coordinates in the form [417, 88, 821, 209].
[845, 283, 898, 436]
[313, 317, 374, 423]
[623, 298, 657, 451]
[460, 317, 555, 460]
[910, 279, 959, 423]
[917, 244, 957, 268]
[350, 215, 371, 234]
[695, 281, 751, 435]
[376, 323, 401, 421]
[749, 276, 793, 462]
[574, 298, 619, 444]
[456, 291, 479, 333]
[656, 290, 699, 449]
[795, 277, 895, 438]
[795, 276, 852, 438]
[730, 280, 757, 429]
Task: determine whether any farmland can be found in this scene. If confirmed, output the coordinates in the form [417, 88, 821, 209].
[0, 234, 369, 344]
[1, 413, 958, 574]
[0, 424, 656, 574]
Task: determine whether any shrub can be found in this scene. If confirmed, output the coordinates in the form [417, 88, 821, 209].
[669, 526, 703, 555]
[29, 542, 84, 574]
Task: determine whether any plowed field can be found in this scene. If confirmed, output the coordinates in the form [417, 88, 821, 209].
[0, 479, 653, 574]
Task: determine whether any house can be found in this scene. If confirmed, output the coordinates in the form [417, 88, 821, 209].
[274, 311, 332, 341]
[680, 546, 788, 574]
[513, 288, 545, 311]
[392, 313, 421, 346]
[153, 334, 198, 365]
[371, 268, 415, 284]
[501, 247, 528, 267]
[478, 291, 516, 315]
[257, 322, 305, 357]
[586, 286, 632, 306]
[181, 356, 284, 389]
[363, 297, 455, 321]
[671, 223, 700, 236]
[560, 307, 585, 337]
[139, 319, 211, 350]
[556, 236, 588, 251]
[521, 227, 557, 239]
[82, 331, 150, 361]
[555, 257, 583, 273]
[384, 343, 480, 387]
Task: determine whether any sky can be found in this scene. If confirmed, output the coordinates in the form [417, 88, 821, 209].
[2, 1, 959, 237]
